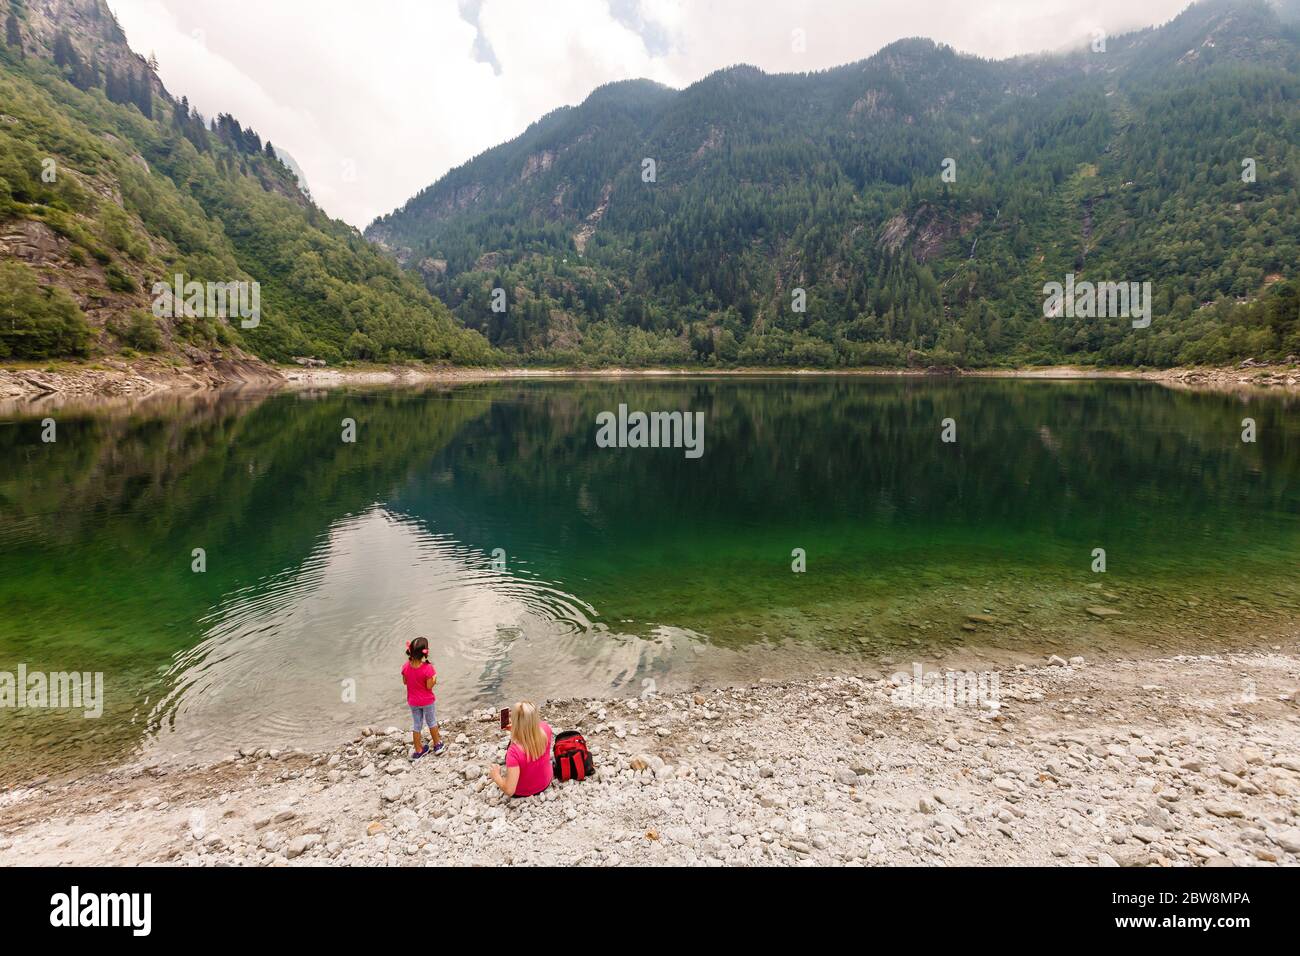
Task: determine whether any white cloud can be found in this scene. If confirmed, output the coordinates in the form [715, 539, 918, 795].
[107, 0, 1191, 228]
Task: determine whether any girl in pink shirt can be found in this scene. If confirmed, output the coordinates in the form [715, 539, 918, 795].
[401, 637, 443, 759]
[489, 701, 553, 798]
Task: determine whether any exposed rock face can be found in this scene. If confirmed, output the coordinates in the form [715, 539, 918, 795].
[880, 206, 983, 264]
[17, 0, 167, 100]
[473, 251, 504, 272]
[0, 219, 152, 346]
[0, 356, 284, 401]
[0, 218, 66, 263]
[691, 126, 724, 162]
[441, 183, 486, 215]
[543, 309, 582, 350]
[418, 258, 448, 281]
[848, 89, 893, 121]
[572, 183, 613, 254]
[520, 150, 556, 181]
[363, 227, 413, 266]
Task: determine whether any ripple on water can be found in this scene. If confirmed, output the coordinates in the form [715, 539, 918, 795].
[144, 507, 619, 760]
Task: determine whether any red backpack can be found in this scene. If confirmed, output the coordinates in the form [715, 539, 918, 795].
[552, 731, 594, 782]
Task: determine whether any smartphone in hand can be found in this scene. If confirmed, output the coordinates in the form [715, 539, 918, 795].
[500, 708, 510, 730]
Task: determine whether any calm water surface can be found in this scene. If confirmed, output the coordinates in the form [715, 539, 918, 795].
[1, 377, 1297, 779]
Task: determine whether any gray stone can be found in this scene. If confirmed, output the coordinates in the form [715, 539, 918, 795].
[286, 834, 321, 859]
[1273, 828, 1300, 854]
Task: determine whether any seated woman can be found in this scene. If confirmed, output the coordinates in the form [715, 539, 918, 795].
[489, 701, 554, 798]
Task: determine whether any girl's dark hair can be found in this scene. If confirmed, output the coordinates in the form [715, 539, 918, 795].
[406, 637, 430, 662]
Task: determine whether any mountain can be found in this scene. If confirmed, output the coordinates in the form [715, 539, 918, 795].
[0, 0, 494, 366]
[367, 0, 1300, 368]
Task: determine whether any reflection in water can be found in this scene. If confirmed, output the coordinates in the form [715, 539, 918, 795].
[0, 378, 1297, 780]
[148, 507, 636, 762]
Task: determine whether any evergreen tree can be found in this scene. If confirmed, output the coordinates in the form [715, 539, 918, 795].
[52, 29, 72, 67]
[69, 53, 95, 91]
[104, 65, 125, 104]
[5, 10, 20, 55]
[188, 111, 210, 151]
[133, 65, 152, 117]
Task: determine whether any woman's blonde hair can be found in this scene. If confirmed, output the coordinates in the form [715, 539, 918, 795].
[510, 700, 547, 761]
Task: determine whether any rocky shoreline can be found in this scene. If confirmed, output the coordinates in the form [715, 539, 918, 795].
[2, 648, 1297, 867]
[3, 357, 1298, 404]
[0, 357, 501, 403]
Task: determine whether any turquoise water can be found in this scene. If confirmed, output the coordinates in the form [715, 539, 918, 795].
[0, 377, 1296, 780]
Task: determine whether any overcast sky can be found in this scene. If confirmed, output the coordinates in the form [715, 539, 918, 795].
[107, 0, 1191, 228]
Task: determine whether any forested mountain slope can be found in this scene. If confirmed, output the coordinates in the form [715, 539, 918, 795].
[0, 0, 494, 365]
[368, 0, 1300, 368]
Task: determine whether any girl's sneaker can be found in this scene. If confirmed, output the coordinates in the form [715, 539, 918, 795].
[432, 742, 446, 756]
[411, 746, 429, 760]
